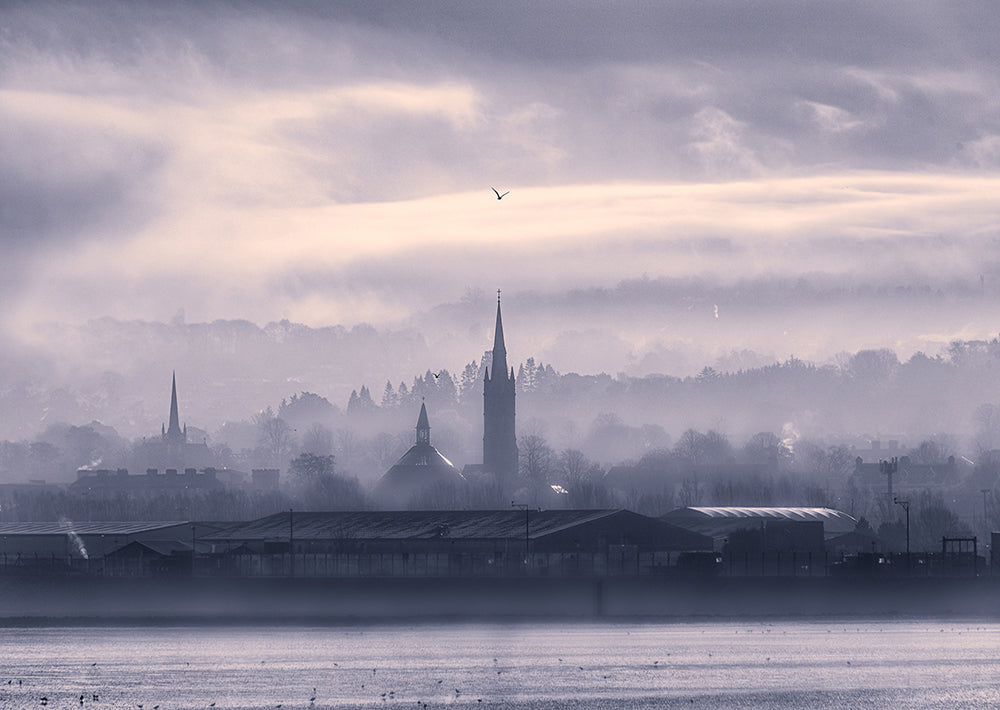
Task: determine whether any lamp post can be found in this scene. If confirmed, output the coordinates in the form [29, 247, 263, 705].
[894, 497, 910, 573]
[289, 508, 294, 579]
[511, 501, 529, 567]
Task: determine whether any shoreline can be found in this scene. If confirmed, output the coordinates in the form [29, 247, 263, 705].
[1, 575, 998, 623]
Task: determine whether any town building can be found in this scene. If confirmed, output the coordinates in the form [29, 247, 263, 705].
[661, 506, 861, 552]
[373, 402, 466, 508]
[464, 292, 518, 499]
[72, 373, 225, 493]
[201, 508, 713, 577]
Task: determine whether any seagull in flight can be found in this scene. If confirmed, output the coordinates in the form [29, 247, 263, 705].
[492, 187, 509, 200]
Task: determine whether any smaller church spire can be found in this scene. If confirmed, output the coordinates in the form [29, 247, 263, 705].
[169, 373, 181, 434]
[165, 371, 184, 443]
[416, 401, 430, 445]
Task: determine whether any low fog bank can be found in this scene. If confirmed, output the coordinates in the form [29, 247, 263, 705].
[5, 275, 1000, 442]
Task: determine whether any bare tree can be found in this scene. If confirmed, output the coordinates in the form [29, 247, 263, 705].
[743, 431, 791, 468]
[254, 407, 295, 466]
[519, 434, 554, 506]
[556, 448, 593, 484]
[300, 424, 334, 456]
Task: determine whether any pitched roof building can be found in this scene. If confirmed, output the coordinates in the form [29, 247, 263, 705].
[373, 402, 466, 508]
[204, 508, 712, 555]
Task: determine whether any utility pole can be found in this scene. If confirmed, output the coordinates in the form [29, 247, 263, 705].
[289, 508, 294, 579]
[511, 501, 529, 567]
[880, 458, 898, 503]
[894, 497, 910, 573]
[982, 489, 991, 535]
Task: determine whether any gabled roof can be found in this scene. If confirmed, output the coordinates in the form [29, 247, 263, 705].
[204, 509, 633, 543]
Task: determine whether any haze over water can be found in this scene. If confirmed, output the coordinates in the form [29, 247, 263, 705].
[2, 620, 998, 709]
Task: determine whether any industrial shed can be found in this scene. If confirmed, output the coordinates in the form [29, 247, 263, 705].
[661, 506, 859, 554]
[0, 521, 223, 569]
[206, 509, 712, 555]
[199, 509, 713, 578]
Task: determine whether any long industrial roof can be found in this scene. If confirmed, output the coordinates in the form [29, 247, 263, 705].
[0, 521, 190, 536]
[661, 507, 857, 536]
[206, 509, 633, 542]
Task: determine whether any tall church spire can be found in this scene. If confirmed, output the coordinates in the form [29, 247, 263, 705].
[483, 291, 517, 498]
[491, 289, 508, 379]
[493, 289, 507, 375]
[166, 371, 183, 440]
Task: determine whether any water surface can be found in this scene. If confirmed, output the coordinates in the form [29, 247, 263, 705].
[1, 620, 997, 708]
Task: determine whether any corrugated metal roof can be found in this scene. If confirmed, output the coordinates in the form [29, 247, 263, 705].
[204, 510, 624, 542]
[0, 522, 189, 536]
[662, 507, 857, 536]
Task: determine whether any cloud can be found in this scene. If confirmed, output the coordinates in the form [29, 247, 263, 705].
[2, 1, 1000, 371]
[7, 173, 1000, 339]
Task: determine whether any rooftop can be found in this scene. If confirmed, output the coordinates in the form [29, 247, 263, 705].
[206, 509, 631, 542]
[662, 506, 858, 536]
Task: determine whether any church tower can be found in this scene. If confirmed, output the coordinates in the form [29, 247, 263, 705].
[162, 372, 187, 466]
[483, 291, 517, 494]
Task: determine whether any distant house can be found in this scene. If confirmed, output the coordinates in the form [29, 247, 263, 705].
[70, 466, 224, 493]
[852, 455, 959, 491]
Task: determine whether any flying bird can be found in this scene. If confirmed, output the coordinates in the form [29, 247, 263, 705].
[491, 187, 509, 200]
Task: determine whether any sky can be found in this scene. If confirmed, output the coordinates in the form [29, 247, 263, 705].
[3, 0, 1000, 378]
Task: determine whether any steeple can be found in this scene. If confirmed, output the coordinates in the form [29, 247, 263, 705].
[490, 289, 508, 379]
[165, 371, 184, 441]
[482, 290, 517, 498]
[416, 400, 430, 445]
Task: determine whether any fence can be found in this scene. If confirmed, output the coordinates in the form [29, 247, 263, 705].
[0, 548, 989, 579]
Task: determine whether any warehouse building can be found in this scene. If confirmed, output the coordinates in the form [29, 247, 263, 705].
[202, 509, 713, 578]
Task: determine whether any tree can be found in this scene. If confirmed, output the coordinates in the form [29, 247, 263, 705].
[288, 452, 337, 488]
[912, 491, 971, 552]
[844, 348, 899, 387]
[300, 424, 334, 456]
[347, 386, 375, 416]
[907, 437, 956, 465]
[459, 361, 481, 405]
[287, 453, 368, 510]
[368, 431, 405, 470]
[674, 429, 706, 467]
[518, 434, 554, 506]
[743, 432, 791, 467]
[254, 407, 295, 466]
[277, 392, 336, 430]
[556, 448, 596, 484]
[381, 381, 397, 408]
[696, 366, 720, 383]
[701, 430, 734, 466]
